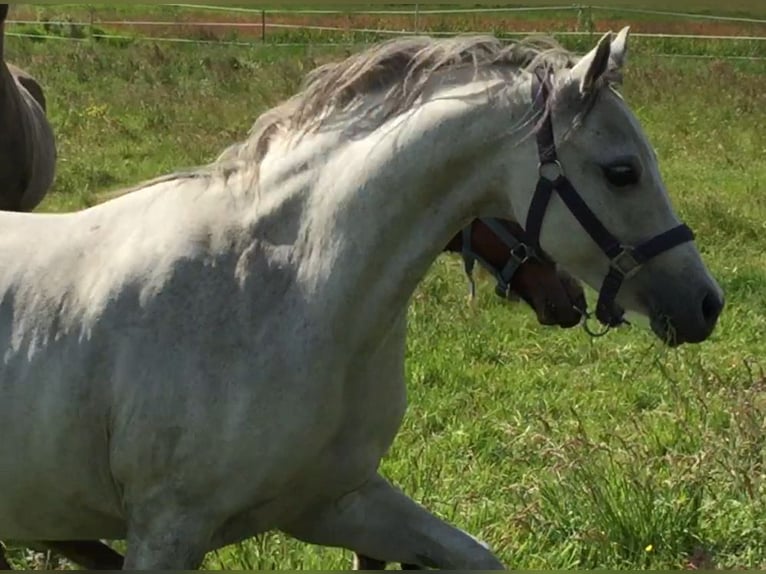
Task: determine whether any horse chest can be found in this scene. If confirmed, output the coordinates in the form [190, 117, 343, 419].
[307, 318, 410, 492]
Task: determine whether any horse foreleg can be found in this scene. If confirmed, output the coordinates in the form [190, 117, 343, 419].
[355, 554, 425, 570]
[40, 541, 124, 570]
[284, 473, 505, 570]
[354, 554, 388, 570]
[122, 506, 211, 571]
[0, 542, 10, 570]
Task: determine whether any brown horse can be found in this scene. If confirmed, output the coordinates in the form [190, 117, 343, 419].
[449, 218, 584, 327]
[0, 4, 57, 212]
[0, 218, 584, 571]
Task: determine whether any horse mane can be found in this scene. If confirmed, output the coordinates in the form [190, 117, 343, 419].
[107, 34, 600, 203]
[219, 34, 581, 167]
[294, 34, 576, 129]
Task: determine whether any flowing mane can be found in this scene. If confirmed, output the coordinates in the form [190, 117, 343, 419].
[111, 34, 600, 202]
[216, 34, 582, 166]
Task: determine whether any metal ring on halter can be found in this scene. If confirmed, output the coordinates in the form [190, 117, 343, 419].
[538, 160, 564, 182]
[509, 243, 531, 265]
[574, 304, 612, 338]
[610, 247, 642, 279]
[582, 314, 612, 338]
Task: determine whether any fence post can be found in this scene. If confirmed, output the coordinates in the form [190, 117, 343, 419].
[261, 10, 266, 43]
[414, 3, 420, 33]
[577, 4, 595, 38]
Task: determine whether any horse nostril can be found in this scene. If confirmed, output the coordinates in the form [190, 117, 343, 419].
[701, 289, 724, 328]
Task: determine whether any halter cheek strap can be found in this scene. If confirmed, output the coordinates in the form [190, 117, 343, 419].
[525, 69, 695, 328]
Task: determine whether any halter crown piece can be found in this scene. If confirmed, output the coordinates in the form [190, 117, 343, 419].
[523, 68, 696, 329]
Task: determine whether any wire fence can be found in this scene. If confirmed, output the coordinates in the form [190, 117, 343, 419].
[7, 4, 766, 61]
[11, 18, 766, 41]
[165, 4, 766, 24]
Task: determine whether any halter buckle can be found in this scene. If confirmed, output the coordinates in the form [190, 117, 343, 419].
[538, 160, 563, 182]
[509, 243, 531, 264]
[611, 248, 641, 278]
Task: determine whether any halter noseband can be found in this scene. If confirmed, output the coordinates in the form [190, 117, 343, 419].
[524, 68, 695, 328]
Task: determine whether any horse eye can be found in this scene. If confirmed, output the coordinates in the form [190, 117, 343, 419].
[603, 163, 640, 187]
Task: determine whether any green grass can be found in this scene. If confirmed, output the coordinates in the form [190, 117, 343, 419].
[2, 13, 766, 572]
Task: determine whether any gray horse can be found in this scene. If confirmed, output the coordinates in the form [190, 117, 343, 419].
[0, 224, 585, 571]
[0, 4, 56, 212]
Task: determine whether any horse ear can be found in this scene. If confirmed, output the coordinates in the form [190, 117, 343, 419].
[569, 30, 612, 95]
[610, 26, 630, 70]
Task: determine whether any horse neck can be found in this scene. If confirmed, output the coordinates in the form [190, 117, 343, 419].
[274, 73, 536, 350]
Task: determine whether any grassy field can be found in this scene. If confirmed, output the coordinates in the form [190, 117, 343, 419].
[2, 4, 766, 571]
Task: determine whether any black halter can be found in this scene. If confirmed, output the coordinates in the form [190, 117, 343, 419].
[524, 69, 696, 328]
[461, 217, 539, 300]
